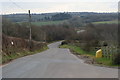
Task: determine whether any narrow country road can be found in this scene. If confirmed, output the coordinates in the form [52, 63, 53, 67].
[2, 41, 118, 78]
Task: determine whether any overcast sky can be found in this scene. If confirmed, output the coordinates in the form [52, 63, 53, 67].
[0, 0, 119, 14]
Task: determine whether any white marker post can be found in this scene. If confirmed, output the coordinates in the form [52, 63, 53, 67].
[11, 41, 14, 45]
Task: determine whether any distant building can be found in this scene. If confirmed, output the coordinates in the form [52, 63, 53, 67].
[77, 30, 86, 34]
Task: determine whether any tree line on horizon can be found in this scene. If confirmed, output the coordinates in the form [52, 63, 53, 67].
[3, 12, 117, 23]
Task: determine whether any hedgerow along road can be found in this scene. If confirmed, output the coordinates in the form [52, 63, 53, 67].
[2, 41, 118, 78]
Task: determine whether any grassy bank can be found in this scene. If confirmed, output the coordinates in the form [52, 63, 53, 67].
[2, 46, 48, 64]
[60, 44, 95, 56]
[60, 44, 115, 66]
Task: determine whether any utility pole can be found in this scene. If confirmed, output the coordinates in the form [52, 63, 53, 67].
[28, 10, 32, 51]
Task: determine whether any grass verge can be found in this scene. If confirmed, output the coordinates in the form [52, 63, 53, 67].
[60, 44, 119, 67]
[60, 44, 95, 56]
[2, 46, 48, 65]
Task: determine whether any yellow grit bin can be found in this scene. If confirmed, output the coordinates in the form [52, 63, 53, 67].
[96, 49, 102, 58]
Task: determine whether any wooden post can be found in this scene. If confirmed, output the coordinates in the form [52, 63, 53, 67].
[28, 10, 32, 51]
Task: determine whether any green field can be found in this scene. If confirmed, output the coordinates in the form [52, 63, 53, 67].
[31, 20, 66, 26]
[93, 20, 118, 24]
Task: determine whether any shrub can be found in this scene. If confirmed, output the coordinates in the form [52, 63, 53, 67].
[112, 53, 120, 65]
[61, 41, 68, 45]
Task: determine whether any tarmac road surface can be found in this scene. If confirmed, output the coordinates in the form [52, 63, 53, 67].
[2, 41, 118, 78]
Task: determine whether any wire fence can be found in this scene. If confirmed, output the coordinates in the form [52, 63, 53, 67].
[93, 46, 118, 59]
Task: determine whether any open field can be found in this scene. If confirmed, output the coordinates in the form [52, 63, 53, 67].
[31, 20, 66, 26]
[93, 20, 118, 24]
